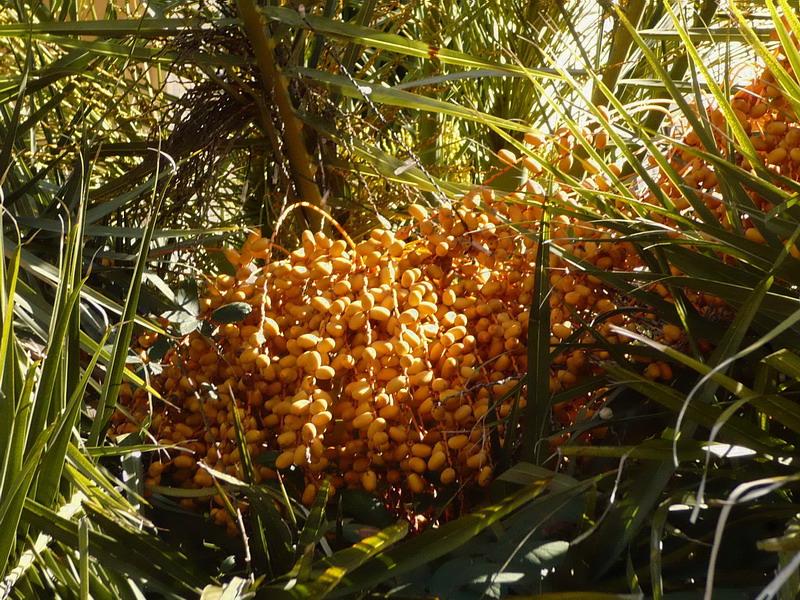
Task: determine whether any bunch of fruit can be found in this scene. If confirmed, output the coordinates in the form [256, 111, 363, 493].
[113, 180, 676, 532]
[112, 41, 800, 532]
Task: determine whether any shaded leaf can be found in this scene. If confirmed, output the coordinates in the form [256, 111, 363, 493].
[211, 303, 253, 325]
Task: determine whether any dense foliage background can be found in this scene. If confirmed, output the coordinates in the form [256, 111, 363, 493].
[2, 0, 800, 598]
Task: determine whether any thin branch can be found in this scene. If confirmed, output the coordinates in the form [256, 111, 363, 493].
[236, 0, 323, 230]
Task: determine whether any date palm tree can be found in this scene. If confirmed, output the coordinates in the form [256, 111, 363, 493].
[2, 0, 800, 597]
